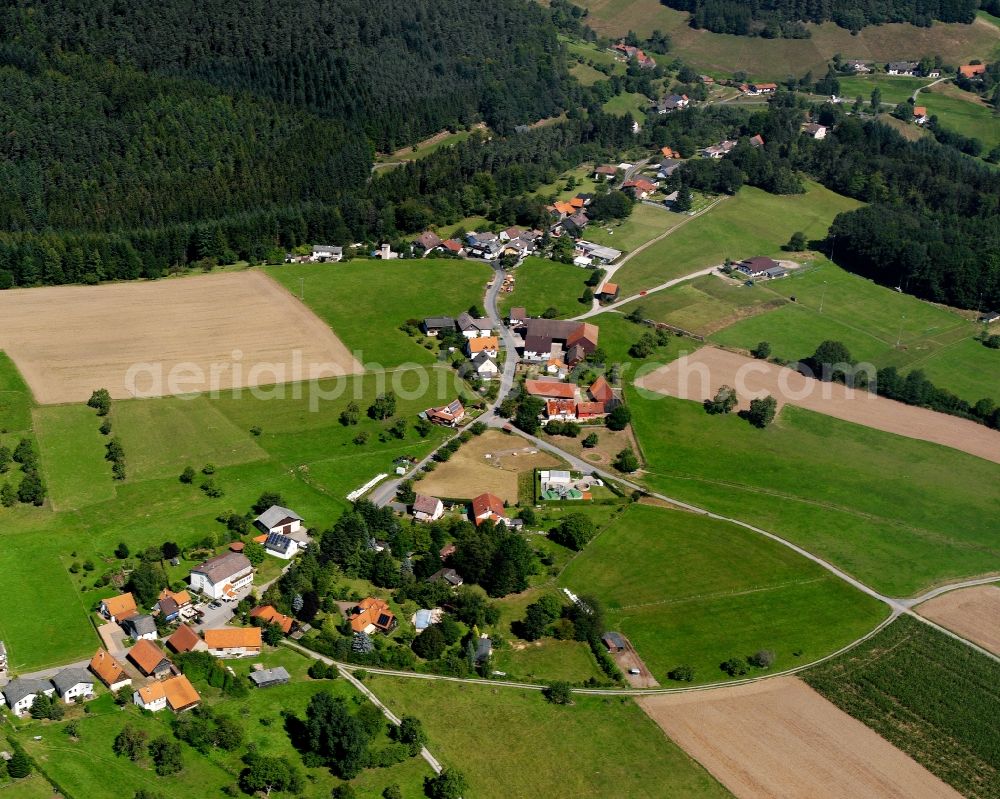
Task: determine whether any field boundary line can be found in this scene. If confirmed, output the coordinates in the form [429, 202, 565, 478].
[609, 576, 827, 611]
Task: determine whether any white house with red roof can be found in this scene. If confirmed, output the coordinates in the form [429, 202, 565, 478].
[471, 493, 507, 526]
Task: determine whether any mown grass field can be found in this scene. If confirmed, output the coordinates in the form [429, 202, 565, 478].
[613, 183, 862, 295]
[602, 91, 652, 122]
[368, 675, 731, 799]
[572, 0, 1000, 79]
[584, 202, 687, 253]
[837, 74, 931, 104]
[560, 504, 887, 682]
[628, 392, 1000, 596]
[922, 81, 1000, 152]
[500, 256, 590, 318]
[33, 404, 116, 510]
[710, 258, 997, 403]
[268, 260, 493, 368]
[570, 60, 609, 86]
[805, 615, 1000, 799]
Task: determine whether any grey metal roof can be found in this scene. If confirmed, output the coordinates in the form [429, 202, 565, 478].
[423, 316, 455, 329]
[249, 667, 290, 687]
[3, 678, 51, 707]
[51, 667, 94, 695]
[192, 551, 253, 584]
[265, 532, 294, 554]
[602, 631, 627, 648]
[255, 505, 302, 530]
[126, 614, 157, 636]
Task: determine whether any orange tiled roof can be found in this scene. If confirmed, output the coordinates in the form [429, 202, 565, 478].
[350, 598, 395, 633]
[89, 648, 129, 687]
[468, 336, 499, 354]
[250, 605, 293, 634]
[128, 639, 170, 675]
[524, 379, 577, 399]
[136, 682, 166, 704]
[203, 627, 263, 650]
[166, 624, 203, 654]
[103, 592, 137, 619]
[163, 674, 200, 711]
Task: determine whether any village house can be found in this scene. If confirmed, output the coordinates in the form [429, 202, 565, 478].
[471, 351, 500, 378]
[375, 243, 398, 259]
[203, 627, 263, 658]
[421, 316, 455, 336]
[128, 639, 173, 678]
[133, 681, 168, 712]
[622, 178, 657, 200]
[700, 140, 737, 159]
[166, 624, 208, 655]
[545, 356, 569, 379]
[465, 233, 504, 260]
[100, 592, 137, 623]
[593, 164, 618, 181]
[563, 212, 590, 236]
[441, 239, 465, 256]
[959, 63, 986, 79]
[657, 158, 682, 179]
[845, 60, 872, 73]
[801, 123, 827, 139]
[134, 674, 200, 713]
[736, 256, 787, 279]
[189, 551, 253, 601]
[254, 505, 303, 537]
[456, 312, 494, 339]
[589, 376, 616, 411]
[250, 667, 291, 689]
[415, 231, 443, 254]
[923, 67, 941, 78]
[576, 401, 607, 420]
[597, 283, 620, 302]
[250, 605, 294, 635]
[575, 241, 622, 264]
[471, 492, 508, 526]
[424, 398, 466, 427]
[89, 648, 132, 692]
[122, 614, 157, 641]
[264, 532, 299, 560]
[51, 667, 95, 704]
[913, 106, 929, 125]
[156, 588, 193, 623]
[412, 494, 445, 523]
[524, 379, 579, 400]
[613, 43, 655, 69]
[545, 399, 577, 421]
[2, 679, 56, 716]
[887, 61, 918, 75]
[466, 335, 499, 358]
[310, 245, 343, 263]
[656, 93, 689, 113]
[412, 608, 443, 632]
[522, 319, 599, 365]
[428, 567, 464, 587]
[509, 307, 528, 329]
[349, 598, 397, 634]
[749, 133, 765, 148]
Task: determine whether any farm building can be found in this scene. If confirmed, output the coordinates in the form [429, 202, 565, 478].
[203, 627, 263, 658]
[250, 667, 291, 689]
[597, 283, 619, 302]
[522, 320, 599, 365]
[254, 505, 303, 537]
[189, 551, 254, 600]
[602, 632, 627, 653]
[736, 257, 783, 278]
[524, 379, 578, 400]
[166, 624, 207, 655]
[310, 245, 343, 262]
[575, 241, 622, 264]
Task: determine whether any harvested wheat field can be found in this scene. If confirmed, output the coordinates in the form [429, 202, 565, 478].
[917, 584, 1000, 656]
[416, 430, 563, 502]
[0, 271, 362, 404]
[636, 346, 1000, 464]
[638, 677, 962, 799]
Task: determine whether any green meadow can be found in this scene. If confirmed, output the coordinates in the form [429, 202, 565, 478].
[268, 259, 493, 368]
[628, 391, 1000, 596]
[837, 74, 932, 105]
[500, 256, 590, 318]
[560, 504, 887, 681]
[922, 83, 1000, 153]
[369, 675, 731, 799]
[584, 202, 688, 253]
[613, 183, 862, 295]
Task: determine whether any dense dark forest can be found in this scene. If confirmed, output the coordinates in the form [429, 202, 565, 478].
[0, 0, 570, 148]
[660, 0, 977, 36]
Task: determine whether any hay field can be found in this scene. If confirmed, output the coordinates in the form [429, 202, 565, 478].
[0, 271, 361, 404]
[416, 430, 562, 502]
[636, 347, 1000, 464]
[918, 584, 1000, 656]
[638, 677, 962, 799]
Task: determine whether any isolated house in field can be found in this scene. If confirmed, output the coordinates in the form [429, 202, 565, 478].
[415, 231, 443, 254]
[801, 123, 827, 139]
[51, 668, 95, 704]
[122, 614, 157, 641]
[2, 678, 55, 716]
[133, 681, 168, 712]
[250, 667, 290, 689]
[203, 627, 263, 658]
[250, 605, 294, 635]
[978, 310, 1000, 324]
[350, 598, 397, 634]
[166, 624, 207, 655]
[736, 256, 781, 278]
[189, 551, 253, 600]
[264, 532, 299, 560]
[575, 241, 622, 264]
[254, 505, 303, 537]
[128, 639, 173, 678]
[428, 567, 464, 587]
[959, 64, 986, 79]
[424, 398, 465, 426]
[89, 648, 132, 691]
[597, 283, 619, 302]
[748, 82, 777, 94]
[310, 245, 343, 263]
[912, 106, 929, 125]
[471, 351, 500, 378]
[422, 316, 455, 336]
[100, 592, 137, 623]
[471, 492, 508, 526]
[602, 631, 627, 653]
[412, 494, 445, 523]
[845, 60, 871, 73]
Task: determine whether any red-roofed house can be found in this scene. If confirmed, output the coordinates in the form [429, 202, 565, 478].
[524, 379, 578, 400]
[913, 106, 929, 124]
[597, 283, 619, 302]
[442, 239, 465, 255]
[594, 165, 618, 180]
[350, 598, 397, 634]
[471, 493, 507, 526]
[545, 399, 577, 420]
[622, 179, 657, 199]
[959, 64, 986, 79]
[576, 401, 607, 420]
[588, 376, 615, 409]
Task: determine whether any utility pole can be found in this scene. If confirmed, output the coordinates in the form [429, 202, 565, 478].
[819, 281, 828, 314]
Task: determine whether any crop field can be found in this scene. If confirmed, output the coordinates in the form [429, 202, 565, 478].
[415, 430, 563, 502]
[0, 271, 362, 404]
[368, 675, 731, 799]
[559, 504, 887, 681]
[268, 259, 493, 368]
[917, 584, 1000, 656]
[583, 203, 687, 253]
[639, 677, 961, 799]
[613, 184, 862, 296]
[572, 0, 1000, 79]
[628, 391, 1000, 596]
[837, 75, 931, 104]
[637, 347, 1000, 463]
[500, 256, 590, 318]
[805, 615, 1000, 799]
[922, 82, 1000, 152]
[709, 259, 997, 403]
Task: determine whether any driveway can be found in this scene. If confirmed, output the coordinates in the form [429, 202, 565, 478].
[98, 621, 127, 655]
